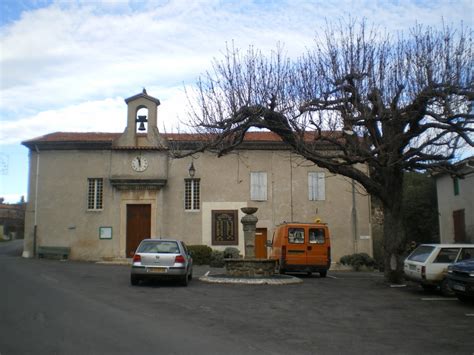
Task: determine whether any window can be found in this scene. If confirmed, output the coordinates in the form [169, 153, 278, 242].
[434, 248, 460, 263]
[453, 177, 460, 196]
[288, 228, 305, 244]
[185, 179, 200, 211]
[137, 240, 179, 253]
[250, 172, 267, 201]
[309, 228, 325, 244]
[87, 178, 103, 210]
[308, 172, 325, 201]
[459, 248, 474, 261]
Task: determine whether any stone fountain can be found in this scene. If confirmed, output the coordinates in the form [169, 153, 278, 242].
[224, 207, 276, 277]
[199, 208, 301, 284]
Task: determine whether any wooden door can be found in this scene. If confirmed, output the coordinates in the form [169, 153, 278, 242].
[126, 204, 151, 257]
[255, 228, 268, 259]
[453, 209, 466, 243]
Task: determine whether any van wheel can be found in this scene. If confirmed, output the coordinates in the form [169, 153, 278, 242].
[319, 270, 327, 278]
[440, 278, 454, 296]
[275, 261, 284, 275]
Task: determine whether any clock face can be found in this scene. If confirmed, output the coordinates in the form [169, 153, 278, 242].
[131, 156, 148, 172]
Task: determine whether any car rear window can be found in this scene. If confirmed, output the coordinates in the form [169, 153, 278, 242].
[137, 241, 180, 254]
[407, 245, 435, 262]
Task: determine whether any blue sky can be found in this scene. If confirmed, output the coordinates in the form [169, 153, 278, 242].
[0, 0, 473, 203]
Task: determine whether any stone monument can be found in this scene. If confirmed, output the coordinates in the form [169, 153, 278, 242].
[224, 207, 276, 277]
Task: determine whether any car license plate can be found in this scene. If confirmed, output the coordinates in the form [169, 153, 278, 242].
[452, 283, 465, 292]
[148, 267, 167, 273]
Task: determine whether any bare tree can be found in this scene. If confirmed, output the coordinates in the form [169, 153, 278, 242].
[183, 20, 473, 283]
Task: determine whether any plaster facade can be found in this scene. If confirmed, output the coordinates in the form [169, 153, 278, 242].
[22, 90, 373, 264]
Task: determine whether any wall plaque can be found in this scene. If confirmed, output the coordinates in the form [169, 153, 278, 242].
[212, 210, 238, 245]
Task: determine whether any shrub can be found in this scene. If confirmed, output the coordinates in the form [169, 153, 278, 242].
[187, 245, 212, 265]
[223, 247, 241, 259]
[209, 250, 225, 267]
[340, 253, 375, 271]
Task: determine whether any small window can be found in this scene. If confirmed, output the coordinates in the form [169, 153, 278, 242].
[87, 178, 103, 210]
[185, 179, 200, 211]
[433, 248, 460, 263]
[288, 228, 305, 244]
[407, 245, 435, 262]
[309, 229, 325, 244]
[453, 177, 459, 196]
[250, 172, 267, 201]
[308, 172, 325, 201]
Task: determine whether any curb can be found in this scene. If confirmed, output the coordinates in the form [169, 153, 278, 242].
[199, 273, 303, 285]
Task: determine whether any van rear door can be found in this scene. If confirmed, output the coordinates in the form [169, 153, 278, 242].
[307, 227, 328, 266]
[286, 227, 307, 266]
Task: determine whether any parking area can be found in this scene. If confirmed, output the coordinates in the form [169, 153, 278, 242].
[1, 243, 473, 355]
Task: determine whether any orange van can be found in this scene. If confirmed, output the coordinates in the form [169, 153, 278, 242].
[269, 222, 331, 277]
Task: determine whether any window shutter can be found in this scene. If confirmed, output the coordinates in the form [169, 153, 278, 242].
[308, 172, 325, 201]
[251, 172, 267, 201]
[317, 172, 325, 200]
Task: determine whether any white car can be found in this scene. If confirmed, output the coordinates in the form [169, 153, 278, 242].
[404, 244, 474, 295]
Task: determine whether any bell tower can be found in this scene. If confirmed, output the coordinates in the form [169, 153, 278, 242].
[113, 89, 168, 149]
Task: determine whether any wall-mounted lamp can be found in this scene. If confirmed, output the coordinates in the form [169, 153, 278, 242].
[188, 162, 196, 177]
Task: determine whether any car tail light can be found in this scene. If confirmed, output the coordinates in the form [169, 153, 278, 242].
[175, 255, 186, 263]
[421, 266, 426, 279]
[132, 254, 141, 263]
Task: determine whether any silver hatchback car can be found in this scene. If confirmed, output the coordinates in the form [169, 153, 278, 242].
[130, 238, 193, 286]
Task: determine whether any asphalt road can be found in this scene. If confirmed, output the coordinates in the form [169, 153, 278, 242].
[1, 240, 473, 355]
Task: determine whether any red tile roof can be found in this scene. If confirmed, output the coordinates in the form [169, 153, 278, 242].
[23, 131, 287, 144]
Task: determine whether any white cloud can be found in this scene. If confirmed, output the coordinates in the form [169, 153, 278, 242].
[0, 97, 124, 144]
[0, 0, 472, 145]
[0, 85, 191, 144]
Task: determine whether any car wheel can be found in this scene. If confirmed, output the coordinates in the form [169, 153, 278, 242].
[319, 270, 327, 278]
[440, 278, 454, 297]
[421, 284, 437, 292]
[456, 294, 471, 302]
[180, 274, 189, 287]
[130, 275, 139, 286]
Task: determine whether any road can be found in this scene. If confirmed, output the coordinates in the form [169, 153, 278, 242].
[1, 240, 473, 355]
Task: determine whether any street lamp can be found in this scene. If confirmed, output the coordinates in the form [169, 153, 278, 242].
[188, 162, 196, 177]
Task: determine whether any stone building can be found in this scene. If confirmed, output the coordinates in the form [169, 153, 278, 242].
[0, 198, 26, 239]
[435, 156, 474, 243]
[22, 90, 373, 263]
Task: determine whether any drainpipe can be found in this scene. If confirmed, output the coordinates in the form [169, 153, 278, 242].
[290, 152, 294, 222]
[352, 179, 358, 253]
[33, 145, 40, 257]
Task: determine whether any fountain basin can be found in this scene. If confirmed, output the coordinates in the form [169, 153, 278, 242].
[225, 258, 276, 277]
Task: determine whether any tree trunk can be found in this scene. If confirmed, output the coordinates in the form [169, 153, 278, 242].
[382, 198, 406, 284]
